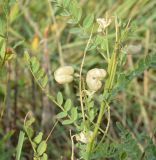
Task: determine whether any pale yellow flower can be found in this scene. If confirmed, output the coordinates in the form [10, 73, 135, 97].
[76, 131, 93, 143]
[96, 18, 111, 32]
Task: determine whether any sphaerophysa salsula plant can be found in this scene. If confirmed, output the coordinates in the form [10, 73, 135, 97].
[21, 0, 156, 159]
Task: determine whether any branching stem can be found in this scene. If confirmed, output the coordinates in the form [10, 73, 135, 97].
[86, 17, 120, 159]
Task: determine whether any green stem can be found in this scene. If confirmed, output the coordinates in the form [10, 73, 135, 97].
[86, 101, 106, 158]
[86, 18, 120, 159]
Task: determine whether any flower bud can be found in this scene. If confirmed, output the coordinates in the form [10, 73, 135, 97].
[54, 66, 74, 84]
[86, 68, 107, 91]
[76, 131, 93, 144]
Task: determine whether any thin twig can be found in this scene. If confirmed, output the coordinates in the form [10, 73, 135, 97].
[79, 26, 94, 128]
[45, 120, 58, 142]
[70, 130, 75, 160]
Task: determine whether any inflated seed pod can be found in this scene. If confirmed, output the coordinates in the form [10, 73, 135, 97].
[86, 68, 107, 91]
[54, 66, 74, 84]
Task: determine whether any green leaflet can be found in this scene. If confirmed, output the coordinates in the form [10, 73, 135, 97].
[56, 112, 67, 119]
[41, 153, 48, 160]
[25, 117, 35, 128]
[64, 99, 72, 111]
[83, 14, 94, 29]
[70, 107, 78, 121]
[25, 127, 34, 139]
[37, 141, 47, 156]
[33, 132, 43, 144]
[40, 75, 48, 88]
[62, 119, 74, 125]
[24, 115, 35, 140]
[24, 52, 48, 89]
[57, 92, 63, 106]
[0, 38, 6, 60]
[69, 27, 82, 34]
[68, 1, 82, 23]
[30, 57, 40, 74]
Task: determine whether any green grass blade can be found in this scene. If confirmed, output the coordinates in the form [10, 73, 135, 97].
[16, 131, 25, 160]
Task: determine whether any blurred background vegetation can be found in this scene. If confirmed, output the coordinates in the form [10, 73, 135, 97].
[0, 0, 156, 159]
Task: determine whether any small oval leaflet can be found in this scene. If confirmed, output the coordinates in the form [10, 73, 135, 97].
[37, 141, 47, 156]
[57, 92, 63, 106]
[64, 99, 72, 111]
[56, 112, 67, 119]
[71, 107, 78, 121]
[30, 57, 39, 73]
[33, 132, 43, 144]
[41, 153, 48, 160]
[83, 14, 94, 29]
[62, 119, 74, 125]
